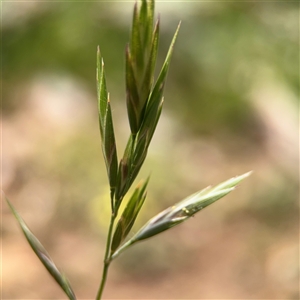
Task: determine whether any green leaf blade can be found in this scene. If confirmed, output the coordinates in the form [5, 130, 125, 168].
[96, 47, 107, 137]
[128, 171, 251, 243]
[212, 171, 253, 192]
[115, 135, 134, 202]
[140, 19, 160, 116]
[130, 3, 143, 75]
[145, 0, 155, 51]
[126, 46, 141, 135]
[6, 196, 77, 300]
[139, 0, 154, 61]
[148, 21, 181, 104]
[111, 177, 149, 254]
[97, 47, 118, 199]
[137, 22, 180, 148]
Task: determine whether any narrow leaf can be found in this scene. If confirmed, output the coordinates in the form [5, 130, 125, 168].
[115, 135, 134, 202]
[212, 171, 252, 192]
[130, 2, 143, 74]
[97, 47, 118, 200]
[120, 128, 152, 201]
[112, 172, 251, 257]
[115, 158, 129, 206]
[138, 22, 181, 147]
[126, 46, 140, 135]
[139, 0, 154, 59]
[132, 188, 233, 242]
[96, 46, 108, 137]
[140, 19, 160, 116]
[5, 196, 77, 300]
[139, 0, 148, 48]
[145, 0, 155, 51]
[111, 177, 149, 254]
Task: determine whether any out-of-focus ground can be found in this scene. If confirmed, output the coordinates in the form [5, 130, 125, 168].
[2, 1, 299, 299]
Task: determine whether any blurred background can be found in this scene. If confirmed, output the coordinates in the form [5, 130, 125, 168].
[2, 1, 299, 299]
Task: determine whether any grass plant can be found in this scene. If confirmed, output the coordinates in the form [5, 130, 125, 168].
[5, 1, 251, 299]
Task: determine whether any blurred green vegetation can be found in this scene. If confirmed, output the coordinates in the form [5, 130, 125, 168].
[3, 1, 298, 135]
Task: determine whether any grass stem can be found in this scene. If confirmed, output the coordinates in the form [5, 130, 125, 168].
[95, 211, 116, 300]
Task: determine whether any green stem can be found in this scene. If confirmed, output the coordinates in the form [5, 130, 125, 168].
[95, 212, 116, 300]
